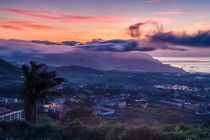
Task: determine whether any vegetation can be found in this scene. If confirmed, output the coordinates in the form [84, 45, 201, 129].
[0, 120, 209, 140]
[20, 61, 65, 124]
[64, 107, 100, 125]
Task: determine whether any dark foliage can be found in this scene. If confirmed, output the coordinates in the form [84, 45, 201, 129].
[0, 120, 209, 140]
[20, 61, 65, 123]
[64, 107, 100, 125]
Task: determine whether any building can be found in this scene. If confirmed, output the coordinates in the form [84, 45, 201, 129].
[42, 102, 64, 121]
[0, 107, 24, 121]
[43, 103, 63, 112]
[0, 97, 22, 103]
[94, 105, 115, 116]
[118, 102, 126, 108]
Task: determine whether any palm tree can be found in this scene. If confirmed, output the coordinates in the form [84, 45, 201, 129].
[20, 61, 65, 124]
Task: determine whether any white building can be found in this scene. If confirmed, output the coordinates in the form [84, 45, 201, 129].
[0, 107, 24, 121]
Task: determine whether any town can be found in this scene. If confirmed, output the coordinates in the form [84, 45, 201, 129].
[1, 71, 209, 126]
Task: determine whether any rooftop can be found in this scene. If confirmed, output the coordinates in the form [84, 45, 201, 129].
[0, 107, 12, 116]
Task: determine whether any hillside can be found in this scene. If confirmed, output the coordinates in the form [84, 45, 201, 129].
[53, 65, 102, 75]
[51, 65, 185, 87]
[0, 58, 20, 75]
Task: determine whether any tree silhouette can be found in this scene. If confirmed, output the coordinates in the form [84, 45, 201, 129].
[20, 61, 65, 123]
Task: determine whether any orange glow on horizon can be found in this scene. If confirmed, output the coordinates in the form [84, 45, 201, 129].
[0, 7, 209, 42]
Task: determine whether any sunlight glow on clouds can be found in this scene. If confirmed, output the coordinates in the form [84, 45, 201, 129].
[0, 7, 171, 42]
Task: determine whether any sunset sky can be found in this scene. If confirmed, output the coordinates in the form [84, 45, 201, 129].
[0, 0, 210, 61]
[0, 0, 210, 42]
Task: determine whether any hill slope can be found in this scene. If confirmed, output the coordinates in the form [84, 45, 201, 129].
[0, 58, 20, 75]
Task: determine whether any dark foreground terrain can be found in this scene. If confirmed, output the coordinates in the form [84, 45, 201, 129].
[0, 119, 210, 140]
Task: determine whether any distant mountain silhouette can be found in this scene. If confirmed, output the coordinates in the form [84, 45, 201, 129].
[96, 58, 185, 73]
[50, 65, 185, 86]
[46, 53, 185, 73]
[51, 58, 185, 73]
[0, 58, 186, 87]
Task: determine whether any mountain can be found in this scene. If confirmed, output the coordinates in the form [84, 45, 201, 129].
[40, 53, 184, 73]
[51, 65, 185, 87]
[0, 58, 20, 75]
[95, 57, 184, 73]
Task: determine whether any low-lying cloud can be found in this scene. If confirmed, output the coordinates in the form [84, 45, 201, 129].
[30, 39, 179, 52]
[77, 40, 155, 52]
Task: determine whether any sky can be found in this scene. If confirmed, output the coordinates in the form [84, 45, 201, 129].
[0, 0, 210, 42]
[0, 0, 210, 59]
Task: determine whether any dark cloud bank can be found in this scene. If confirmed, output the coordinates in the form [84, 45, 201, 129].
[31, 39, 155, 52]
[150, 31, 210, 47]
[30, 39, 185, 52]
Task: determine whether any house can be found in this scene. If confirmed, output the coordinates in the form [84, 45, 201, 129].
[53, 98, 65, 105]
[93, 105, 115, 115]
[41, 103, 64, 121]
[0, 107, 23, 121]
[0, 97, 21, 103]
[118, 102, 126, 108]
[69, 98, 82, 104]
[77, 94, 87, 99]
[99, 110, 115, 115]
[43, 103, 63, 112]
[160, 100, 182, 107]
[136, 99, 148, 102]
[121, 93, 131, 97]
[96, 107, 115, 115]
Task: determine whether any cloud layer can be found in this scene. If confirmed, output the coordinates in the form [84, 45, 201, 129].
[1, 38, 184, 72]
[30, 38, 184, 52]
[150, 31, 210, 47]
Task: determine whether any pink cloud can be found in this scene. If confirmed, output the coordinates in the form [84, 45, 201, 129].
[145, 0, 163, 3]
[0, 20, 59, 30]
[182, 14, 205, 19]
[0, 25, 24, 31]
[0, 8, 61, 20]
[153, 8, 210, 15]
[0, 8, 171, 27]
[0, 8, 120, 24]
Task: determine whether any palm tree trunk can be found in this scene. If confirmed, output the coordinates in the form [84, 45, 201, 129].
[24, 99, 38, 124]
